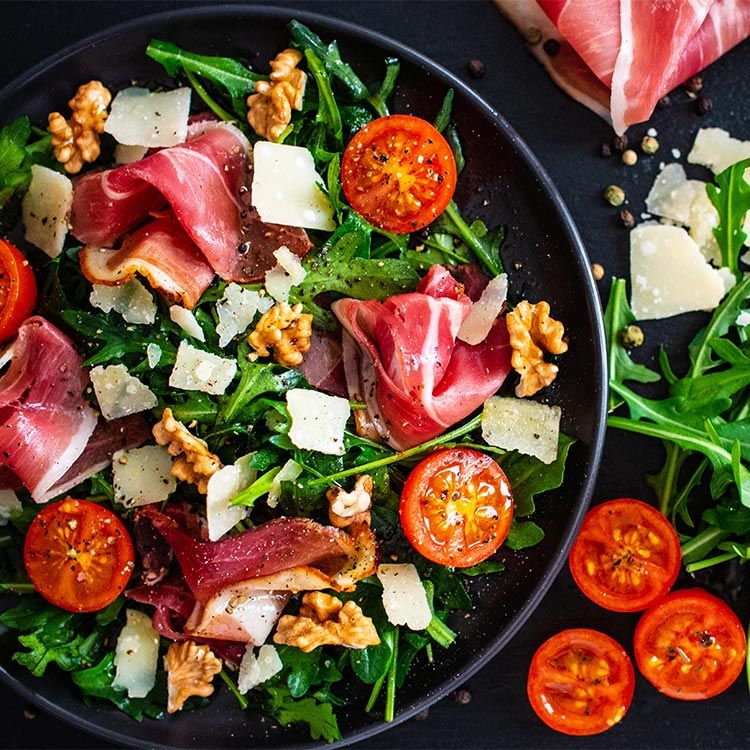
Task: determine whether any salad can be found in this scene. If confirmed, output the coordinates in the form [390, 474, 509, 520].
[0, 21, 572, 741]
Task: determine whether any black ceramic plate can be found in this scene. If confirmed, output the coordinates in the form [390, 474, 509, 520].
[0, 5, 607, 748]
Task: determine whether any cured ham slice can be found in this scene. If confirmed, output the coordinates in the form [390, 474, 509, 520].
[333, 265, 512, 451]
[0, 317, 97, 503]
[295, 329, 347, 398]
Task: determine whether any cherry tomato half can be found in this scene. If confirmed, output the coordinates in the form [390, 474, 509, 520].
[569, 498, 681, 612]
[341, 114, 456, 234]
[527, 628, 635, 736]
[400, 448, 513, 567]
[0, 238, 37, 343]
[24, 498, 135, 613]
[634, 588, 747, 700]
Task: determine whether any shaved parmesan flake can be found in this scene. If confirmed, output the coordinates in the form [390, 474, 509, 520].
[169, 305, 205, 342]
[377, 564, 432, 631]
[105, 87, 191, 148]
[22, 165, 73, 258]
[114, 143, 148, 165]
[688, 128, 750, 174]
[0, 489, 21, 525]
[238, 644, 283, 694]
[645, 164, 696, 225]
[216, 283, 273, 348]
[112, 445, 175, 508]
[170, 341, 237, 395]
[458, 274, 508, 345]
[90, 364, 157, 420]
[265, 246, 308, 302]
[737, 311, 750, 327]
[630, 224, 725, 320]
[267, 459, 302, 509]
[112, 609, 160, 698]
[206, 453, 255, 541]
[286, 389, 349, 455]
[251, 141, 335, 231]
[90, 279, 157, 325]
[146, 343, 162, 368]
[688, 184, 722, 265]
[482, 396, 561, 465]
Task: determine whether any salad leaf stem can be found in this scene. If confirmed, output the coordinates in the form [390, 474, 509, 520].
[681, 526, 730, 563]
[385, 628, 399, 723]
[220, 669, 249, 709]
[684, 551, 737, 574]
[426, 615, 456, 648]
[433, 89, 454, 133]
[184, 69, 236, 123]
[444, 201, 503, 276]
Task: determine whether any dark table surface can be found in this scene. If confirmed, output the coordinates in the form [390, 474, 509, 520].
[2, 1, 750, 748]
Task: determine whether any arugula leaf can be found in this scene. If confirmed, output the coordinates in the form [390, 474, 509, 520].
[706, 158, 750, 279]
[433, 89, 454, 133]
[445, 124, 465, 173]
[505, 519, 545, 550]
[368, 58, 400, 117]
[460, 560, 506, 576]
[305, 50, 343, 151]
[265, 685, 342, 742]
[645, 442, 690, 515]
[440, 202, 504, 276]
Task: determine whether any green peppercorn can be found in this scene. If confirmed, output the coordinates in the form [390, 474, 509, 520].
[641, 135, 659, 155]
[604, 184, 625, 206]
[620, 324, 644, 348]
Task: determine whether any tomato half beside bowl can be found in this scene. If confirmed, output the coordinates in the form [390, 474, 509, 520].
[0, 238, 37, 343]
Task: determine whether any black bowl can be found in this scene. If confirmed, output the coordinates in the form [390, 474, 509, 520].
[0, 5, 607, 748]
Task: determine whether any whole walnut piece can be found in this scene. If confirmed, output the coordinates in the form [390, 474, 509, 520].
[48, 81, 111, 174]
[164, 640, 222, 714]
[247, 49, 307, 141]
[327, 475, 373, 528]
[152, 407, 222, 494]
[248, 301, 313, 366]
[506, 300, 568, 397]
[274, 591, 380, 653]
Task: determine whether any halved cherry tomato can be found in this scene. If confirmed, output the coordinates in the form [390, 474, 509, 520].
[400, 448, 513, 567]
[24, 498, 135, 613]
[0, 238, 37, 343]
[634, 588, 746, 700]
[569, 498, 681, 612]
[527, 628, 635, 736]
[341, 114, 456, 233]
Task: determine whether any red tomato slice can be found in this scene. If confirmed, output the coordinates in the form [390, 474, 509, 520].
[0, 238, 37, 343]
[24, 498, 135, 613]
[527, 628, 635, 736]
[634, 588, 747, 700]
[400, 448, 513, 567]
[341, 114, 456, 233]
[569, 498, 681, 612]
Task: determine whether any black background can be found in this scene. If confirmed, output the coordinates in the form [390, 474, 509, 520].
[2, 1, 750, 748]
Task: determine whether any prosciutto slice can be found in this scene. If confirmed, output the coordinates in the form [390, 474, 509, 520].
[497, 0, 750, 133]
[333, 265, 512, 451]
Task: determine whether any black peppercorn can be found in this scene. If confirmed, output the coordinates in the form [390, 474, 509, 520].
[619, 209, 635, 228]
[684, 74, 703, 93]
[611, 134, 628, 152]
[417, 227, 431, 241]
[542, 38, 560, 56]
[696, 96, 713, 115]
[454, 689, 472, 705]
[600, 142, 612, 158]
[467, 59, 485, 79]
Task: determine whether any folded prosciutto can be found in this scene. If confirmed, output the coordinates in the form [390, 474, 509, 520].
[496, 0, 750, 133]
[333, 265, 512, 451]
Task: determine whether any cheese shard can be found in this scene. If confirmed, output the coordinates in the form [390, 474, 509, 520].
[688, 127, 750, 174]
[112, 609, 160, 698]
[482, 396, 561, 465]
[0, 489, 22, 526]
[169, 340, 237, 395]
[265, 246, 308, 302]
[630, 224, 726, 320]
[267, 459, 303, 509]
[645, 163, 696, 225]
[688, 184, 722, 265]
[90, 364, 157, 420]
[206, 453, 255, 542]
[286, 389, 349, 455]
[377, 564, 432, 631]
[105, 87, 191, 148]
[238, 645, 283, 694]
[22, 165, 73, 258]
[215, 283, 273, 348]
[90, 279, 157, 325]
[458, 274, 508, 345]
[112, 445, 176, 508]
[169, 305, 205, 342]
[114, 143, 148, 165]
[251, 141, 335, 231]
[146, 343, 162, 368]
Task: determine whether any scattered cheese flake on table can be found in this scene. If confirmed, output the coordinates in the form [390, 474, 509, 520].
[90, 279, 157, 325]
[688, 127, 750, 174]
[21, 165, 73, 258]
[112, 445, 175, 507]
[238, 645, 283, 694]
[377, 564, 432, 631]
[216, 283, 273, 348]
[206, 454, 256, 541]
[114, 143, 148, 165]
[169, 305, 205, 342]
[458, 273, 508, 345]
[251, 141, 335, 231]
[645, 163, 697, 225]
[105, 87, 191, 148]
[146, 343, 162, 368]
[90, 364, 157, 420]
[286, 389, 350, 455]
[169, 341, 237, 395]
[482, 396, 561, 465]
[265, 246, 308, 302]
[267, 459, 303, 509]
[630, 224, 726, 320]
[0, 489, 22, 525]
[112, 609, 160, 699]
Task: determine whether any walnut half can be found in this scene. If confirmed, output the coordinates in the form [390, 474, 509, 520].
[327, 475, 373, 528]
[506, 300, 568, 398]
[248, 301, 312, 367]
[164, 640, 222, 714]
[273, 592, 380, 653]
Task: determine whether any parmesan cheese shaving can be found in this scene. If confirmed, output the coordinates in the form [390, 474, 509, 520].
[206, 454, 255, 542]
[169, 341, 237, 395]
[0, 489, 22, 526]
[286, 389, 350, 455]
[377, 564, 432, 631]
[90, 364, 157, 420]
[265, 246, 308, 302]
[22, 165, 73, 258]
[215, 283, 273, 348]
[457, 274, 508, 345]
[688, 127, 750, 174]
[112, 609, 160, 699]
[169, 305, 205, 342]
[644, 163, 696, 225]
[114, 143, 148, 165]
[112, 445, 176, 508]
[267, 459, 303, 509]
[238, 645, 283, 694]
[90, 279, 157, 325]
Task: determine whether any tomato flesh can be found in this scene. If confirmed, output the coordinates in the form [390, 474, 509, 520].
[24, 498, 135, 613]
[400, 448, 513, 567]
[341, 114, 456, 233]
[634, 588, 746, 700]
[0, 238, 37, 343]
[527, 628, 635, 736]
[569, 498, 681, 612]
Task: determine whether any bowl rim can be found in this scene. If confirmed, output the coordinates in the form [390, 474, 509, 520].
[0, 4, 608, 748]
